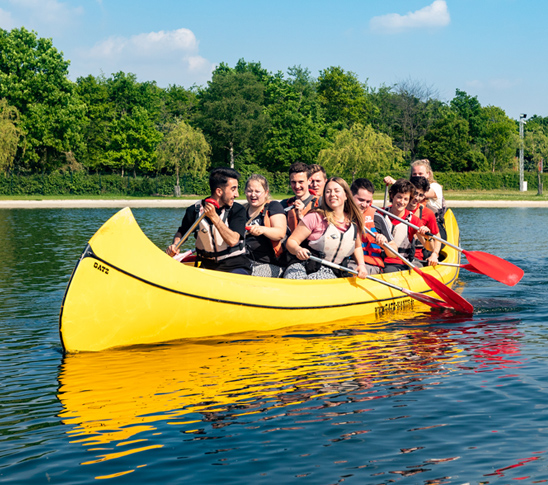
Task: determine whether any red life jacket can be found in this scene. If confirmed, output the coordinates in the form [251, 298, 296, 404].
[285, 194, 319, 233]
[361, 206, 384, 268]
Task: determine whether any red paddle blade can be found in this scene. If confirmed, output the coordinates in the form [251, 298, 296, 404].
[460, 263, 483, 274]
[415, 268, 474, 314]
[463, 250, 524, 286]
[401, 288, 455, 310]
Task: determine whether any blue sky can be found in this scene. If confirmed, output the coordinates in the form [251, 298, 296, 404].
[1, 0, 546, 120]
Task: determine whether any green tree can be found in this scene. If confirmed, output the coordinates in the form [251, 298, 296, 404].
[196, 69, 270, 168]
[0, 27, 85, 171]
[524, 123, 548, 171]
[317, 66, 373, 129]
[0, 98, 23, 173]
[317, 124, 403, 181]
[157, 120, 210, 192]
[480, 106, 518, 172]
[450, 89, 485, 145]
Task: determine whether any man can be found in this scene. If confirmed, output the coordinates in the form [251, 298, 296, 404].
[281, 162, 319, 234]
[408, 176, 441, 266]
[350, 178, 397, 275]
[308, 164, 327, 197]
[167, 167, 251, 275]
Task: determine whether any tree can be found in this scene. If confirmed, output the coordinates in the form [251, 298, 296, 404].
[157, 120, 210, 191]
[196, 69, 270, 168]
[317, 124, 403, 182]
[317, 66, 373, 129]
[480, 106, 518, 172]
[0, 27, 85, 171]
[0, 99, 23, 173]
[524, 123, 548, 171]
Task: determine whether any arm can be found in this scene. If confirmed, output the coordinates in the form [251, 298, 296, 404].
[246, 213, 287, 241]
[204, 201, 241, 247]
[353, 239, 367, 279]
[166, 207, 196, 256]
[286, 222, 313, 260]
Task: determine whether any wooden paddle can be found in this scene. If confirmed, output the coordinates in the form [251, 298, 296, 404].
[363, 227, 474, 314]
[172, 198, 219, 254]
[372, 204, 524, 286]
[307, 255, 454, 310]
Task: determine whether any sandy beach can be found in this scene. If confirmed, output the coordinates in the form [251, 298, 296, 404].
[0, 199, 547, 209]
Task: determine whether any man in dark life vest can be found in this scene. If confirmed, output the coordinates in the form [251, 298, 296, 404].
[280, 162, 320, 235]
[166, 167, 251, 275]
[350, 178, 397, 275]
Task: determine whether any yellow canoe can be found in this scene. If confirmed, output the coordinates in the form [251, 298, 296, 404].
[59, 207, 462, 352]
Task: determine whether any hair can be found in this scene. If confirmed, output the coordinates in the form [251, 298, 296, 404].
[410, 175, 430, 193]
[410, 159, 435, 184]
[318, 177, 364, 234]
[209, 167, 240, 193]
[307, 164, 327, 179]
[288, 162, 309, 176]
[389, 178, 416, 202]
[350, 178, 375, 196]
[245, 174, 271, 200]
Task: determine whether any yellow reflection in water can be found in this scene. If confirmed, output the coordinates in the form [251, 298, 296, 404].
[58, 318, 465, 476]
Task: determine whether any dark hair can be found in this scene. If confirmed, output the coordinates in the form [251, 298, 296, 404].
[209, 167, 240, 193]
[307, 164, 326, 178]
[389, 178, 415, 202]
[288, 162, 309, 176]
[410, 176, 430, 193]
[350, 178, 375, 196]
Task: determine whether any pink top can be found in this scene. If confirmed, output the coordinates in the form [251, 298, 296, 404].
[301, 212, 351, 241]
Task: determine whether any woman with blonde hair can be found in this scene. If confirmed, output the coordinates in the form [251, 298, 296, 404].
[284, 177, 367, 280]
[409, 159, 444, 215]
[244, 174, 287, 278]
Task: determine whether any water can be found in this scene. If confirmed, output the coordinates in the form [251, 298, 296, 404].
[0, 207, 547, 484]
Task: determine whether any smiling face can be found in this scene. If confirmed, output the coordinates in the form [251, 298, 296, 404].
[411, 164, 430, 180]
[325, 180, 347, 211]
[217, 178, 239, 207]
[290, 171, 309, 199]
[391, 192, 411, 215]
[245, 180, 268, 208]
[352, 188, 373, 214]
[407, 188, 425, 212]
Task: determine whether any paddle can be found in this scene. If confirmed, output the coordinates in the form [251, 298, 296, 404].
[383, 184, 388, 209]
[363, 227, 474, 314]
[172, 198, 219, 254]
[372, 204, 524, 286]
[437, 262, 482, 274]
[307, 255, 454, 310]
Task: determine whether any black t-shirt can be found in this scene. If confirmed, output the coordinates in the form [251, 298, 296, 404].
[245, 201, 285, 264]
[177, 201, 250, 273]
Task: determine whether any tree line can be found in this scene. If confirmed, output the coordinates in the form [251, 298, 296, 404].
[1, 26, 547, 185]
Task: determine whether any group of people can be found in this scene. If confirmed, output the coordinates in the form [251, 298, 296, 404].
[166, 159, 446, 281]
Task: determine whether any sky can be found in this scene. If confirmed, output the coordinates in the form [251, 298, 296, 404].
[0, 0, 546, 120]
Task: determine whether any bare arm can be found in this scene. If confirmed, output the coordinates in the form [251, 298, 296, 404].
[246, 213, 286, 241]
[286, 222, 313, 260]
[204, 202, 241, 247]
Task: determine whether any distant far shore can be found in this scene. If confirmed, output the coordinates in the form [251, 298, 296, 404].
[1, 199, 548, 209]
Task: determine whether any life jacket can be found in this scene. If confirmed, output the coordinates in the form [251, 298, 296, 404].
[383, 210, 415, 261]
[284, 194, 320, 233]
[194, 201, 246, 262]
[245, 202, 283, 259]
[361, 206, 384, 268]
[308, 220, 358, 265]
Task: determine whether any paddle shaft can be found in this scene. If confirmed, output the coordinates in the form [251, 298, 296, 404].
[372, 204, 462, 252]
[383, 184, 388, 209]
[174, 198, 219, 252]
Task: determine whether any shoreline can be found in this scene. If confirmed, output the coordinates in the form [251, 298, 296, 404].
[0, 199, 548, 209]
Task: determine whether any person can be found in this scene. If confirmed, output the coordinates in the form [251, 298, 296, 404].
[408, 176, 441, 266]
[350, 178, 397, 275]
[284, 177, 367, 280]
[382, 178, 430, 273]
[244, 174, 287, 278]
[166, 167, 251, 275]
[280, 162, 320, 234]
[308, 164, 327, 197]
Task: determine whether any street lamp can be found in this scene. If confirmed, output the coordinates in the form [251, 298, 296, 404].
[519, 114, 527, 191]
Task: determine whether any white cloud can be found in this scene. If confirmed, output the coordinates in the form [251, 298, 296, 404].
[370, 0, 450, 34]
[2, 0, 83, 32]
[0, 8, 16, 29]
[77, 28, 215, 86]
[465, 78, 522, 91]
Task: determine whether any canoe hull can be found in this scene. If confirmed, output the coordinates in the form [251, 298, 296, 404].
[59, 208, 461, 352]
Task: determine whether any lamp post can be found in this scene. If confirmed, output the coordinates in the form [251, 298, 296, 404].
[519, 114, 527, 191]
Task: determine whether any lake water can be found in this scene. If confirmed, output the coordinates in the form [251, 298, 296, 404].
[0, 207, 547, 484]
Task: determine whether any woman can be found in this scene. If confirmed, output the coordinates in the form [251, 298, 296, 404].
[284, 177, 367, 280]
[244, 174, 287, 278]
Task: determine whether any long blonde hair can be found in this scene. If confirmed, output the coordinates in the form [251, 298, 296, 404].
[410, 159, 436, 184]
[318, 177, 364, 234]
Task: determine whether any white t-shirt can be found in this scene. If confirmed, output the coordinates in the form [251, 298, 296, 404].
[426, 182, 443, 212]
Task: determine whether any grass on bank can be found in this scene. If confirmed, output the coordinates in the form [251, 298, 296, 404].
[0, 189, 547, 202]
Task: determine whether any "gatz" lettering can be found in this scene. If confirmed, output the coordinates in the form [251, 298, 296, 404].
[93, 262, 110, 275]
